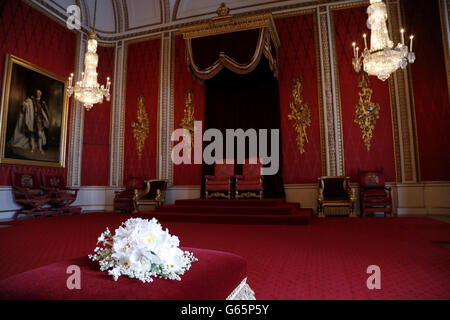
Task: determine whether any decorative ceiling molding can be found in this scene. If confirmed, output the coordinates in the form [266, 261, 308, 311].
[172, 0, 292, 22]
[28, 0, 369, 43]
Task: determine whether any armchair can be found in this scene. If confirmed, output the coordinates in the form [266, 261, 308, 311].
[41, 173, 80, 215]
[205, 159, 235, 199]
[358, 169, 392, 217]
[10, 171, 53, 219]
[317, 176, 356, 218]
[114, 176, 146, 212]
[235, 158, 263, 199]
[134, 179, 168, 212]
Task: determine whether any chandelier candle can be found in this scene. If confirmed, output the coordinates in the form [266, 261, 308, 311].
[351, 0, 416, 81]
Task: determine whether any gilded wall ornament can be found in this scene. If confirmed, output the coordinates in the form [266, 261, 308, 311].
[131, 95, 149, 160]
[354, 71, 380, 151]
[288, 77, 311, 155]
[179, 89, 195, 156]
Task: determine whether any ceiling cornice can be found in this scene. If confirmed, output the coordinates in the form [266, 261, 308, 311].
[28, 0, 368, 43]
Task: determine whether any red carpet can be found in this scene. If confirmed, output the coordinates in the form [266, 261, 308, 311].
[154, 198, 311, 225]
[0, 213, 449, 299]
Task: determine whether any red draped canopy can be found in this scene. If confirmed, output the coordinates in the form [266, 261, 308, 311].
[181, 13, 280, 80]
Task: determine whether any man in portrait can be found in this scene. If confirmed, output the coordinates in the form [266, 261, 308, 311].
[8, 89, 50, 154]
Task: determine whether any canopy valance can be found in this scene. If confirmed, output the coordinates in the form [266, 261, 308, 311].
[179, 13, 280, 80]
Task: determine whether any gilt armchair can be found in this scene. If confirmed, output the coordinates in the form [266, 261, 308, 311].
[114, 176, 146, 212]
[317, 176, 356, 218]
[205, 159, 235, 199]
[358, 169, 392, 217]
[41, 173, 80, 215]
[134, 179, 168, 212]
[11, 171, 53, 219]
[235, 158, 263, 199]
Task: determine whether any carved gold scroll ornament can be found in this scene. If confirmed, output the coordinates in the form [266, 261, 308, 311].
[354, 71, 380, 151]
[131, 95, 149, 160]
[288, 77, 311, 155]
[179, 89, 195, 158]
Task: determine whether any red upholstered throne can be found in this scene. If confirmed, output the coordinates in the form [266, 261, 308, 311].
[235, 158, 263, 199]
[11, 171, 53, 219]
[358, 169, 392, 217]
[41, 173, 80, 215]
[205, 159, 234, 199]
[114, 177, 146, 212]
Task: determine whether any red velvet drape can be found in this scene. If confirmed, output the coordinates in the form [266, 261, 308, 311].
[333, 6, 396, 182]
[186, 28, 278, 80]
[81, 45, 114, 186]
[276, 13, 323, 184]
[0, 0, 76, 185]
[173, 36, 205, 186]
[123, 39, 160, 183]
[191, 29, 261, 69]
[403, 0, 450, 181]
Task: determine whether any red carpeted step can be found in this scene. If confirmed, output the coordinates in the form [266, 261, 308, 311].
[156, 204, 296, 215]
[139, 210, 310, 225]
[174, 199, 287, 207]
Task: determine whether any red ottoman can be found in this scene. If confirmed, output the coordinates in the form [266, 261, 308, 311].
[0, 248, 250, 300]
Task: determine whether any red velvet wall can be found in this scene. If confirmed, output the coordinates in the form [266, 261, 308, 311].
[81, 45, 114, 186]
[276, 13, 323, 184]
[0, 0, 76, 185]
[173, 35, 205, 185]
[333, 6, 396, 182]
[123, 38, 160, 182]
[403, 0, 450, 181]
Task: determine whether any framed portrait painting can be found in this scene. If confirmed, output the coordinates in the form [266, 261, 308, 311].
[0, 54, 69, 168]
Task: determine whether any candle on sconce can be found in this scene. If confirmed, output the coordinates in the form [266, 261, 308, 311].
[400, 29, 405, 45]
[352, 42, 356, 57]
[409, 35, 414, 52]
[363, 34, 367, 50]
[356, 46, 359, 59]
[69, 73, 73, 87]
[106, 77, 111, 91]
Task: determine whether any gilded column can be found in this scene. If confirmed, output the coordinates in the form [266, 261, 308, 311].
[158, 32, 173, 183]
[317, 6, 345, 176]
[109, 40, 125, 187]
[386, 0, 419, 183]
[67, 33, 85, 187]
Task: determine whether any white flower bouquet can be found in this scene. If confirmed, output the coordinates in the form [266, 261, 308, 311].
[88, 217, 198, 283]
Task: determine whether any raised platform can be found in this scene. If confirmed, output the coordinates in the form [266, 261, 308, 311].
[151, 199, 311, 225]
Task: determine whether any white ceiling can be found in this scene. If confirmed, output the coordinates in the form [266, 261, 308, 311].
[34, 0, 340, 40]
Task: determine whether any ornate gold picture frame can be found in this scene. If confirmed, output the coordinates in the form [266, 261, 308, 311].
[0, 54, 69, 168]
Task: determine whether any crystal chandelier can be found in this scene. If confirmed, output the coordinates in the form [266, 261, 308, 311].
[67, 0, 111, 110]
[352, 0, 416, 81]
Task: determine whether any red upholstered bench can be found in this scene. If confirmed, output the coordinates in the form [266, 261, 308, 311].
[0, 248, 253, 300]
